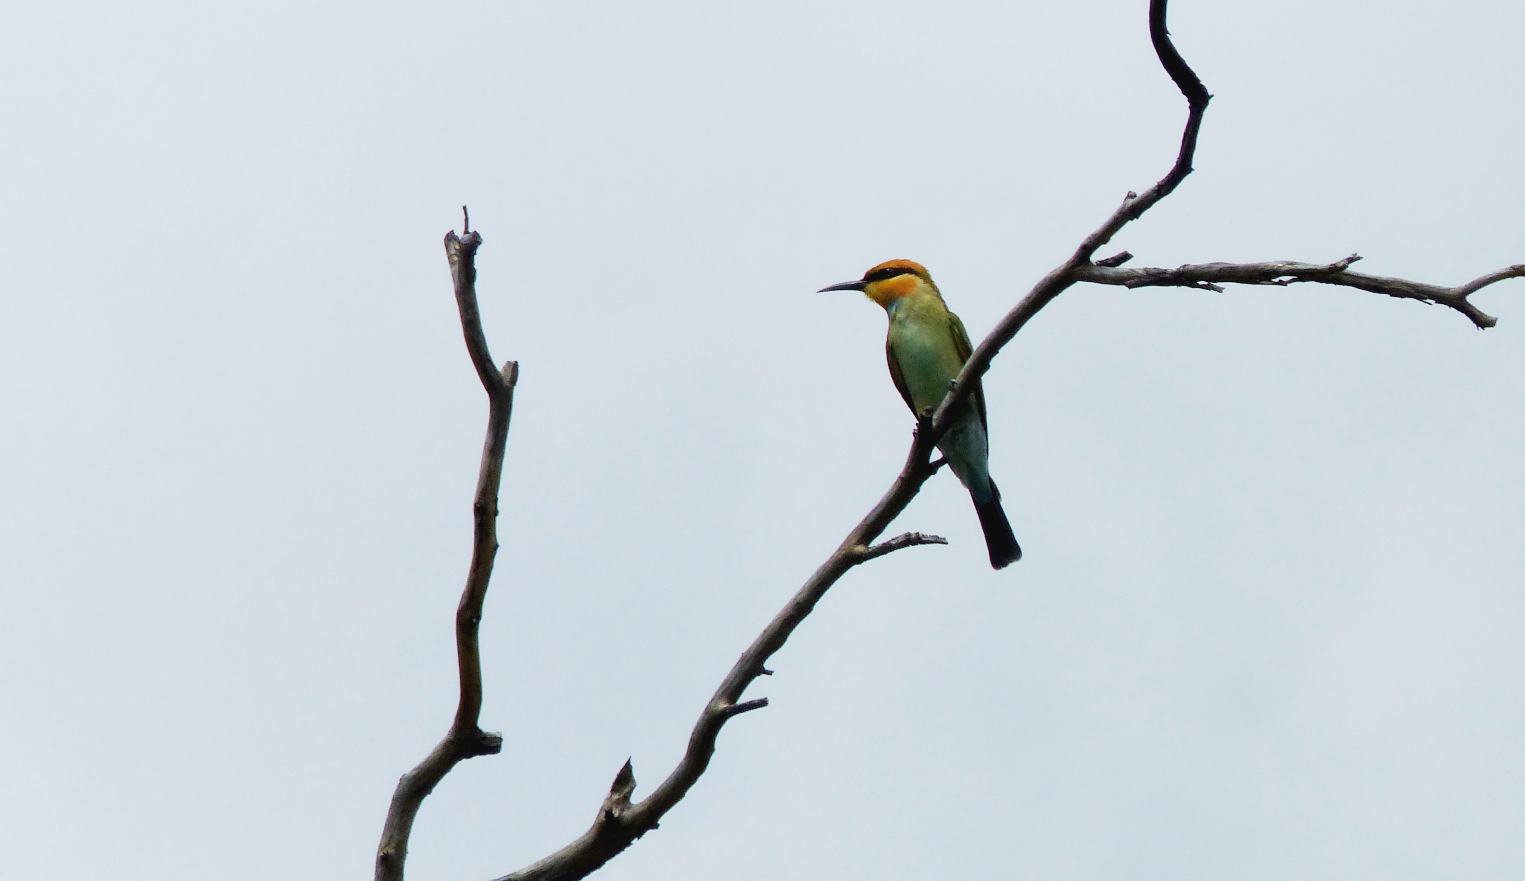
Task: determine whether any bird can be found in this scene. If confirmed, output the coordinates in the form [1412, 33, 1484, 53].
[820, 259, 1021, 569]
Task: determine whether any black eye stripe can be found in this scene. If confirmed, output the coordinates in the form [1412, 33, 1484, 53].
[864, 266, 916, 283]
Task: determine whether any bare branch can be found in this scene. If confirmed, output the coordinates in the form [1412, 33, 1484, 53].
[1077, 257, 1525, 329]
[1072, 0, 1211, 265]
[721, 698, 771, 719]
[376, 225, 518, 881]
[855, 532, 950, 563]
[448, 229, 508, 396]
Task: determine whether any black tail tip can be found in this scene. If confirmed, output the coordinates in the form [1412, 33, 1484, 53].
[975, 499, 1022, 570]
[988, 539, 1022, 570]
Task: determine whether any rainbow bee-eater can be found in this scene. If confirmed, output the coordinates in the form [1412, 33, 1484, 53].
[821, 260, 1021, 569]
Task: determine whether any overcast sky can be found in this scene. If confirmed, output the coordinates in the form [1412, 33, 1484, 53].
[3, 1, 1523, 879]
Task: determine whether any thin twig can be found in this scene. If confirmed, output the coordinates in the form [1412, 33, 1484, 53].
[856, 532, 950, 563]
[376, 226, 518, 881]
[1076, 257, 1525, 329]
[720, 698, 771, 719]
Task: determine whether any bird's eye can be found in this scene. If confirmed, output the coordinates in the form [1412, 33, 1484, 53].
[866, 267, 907, 283]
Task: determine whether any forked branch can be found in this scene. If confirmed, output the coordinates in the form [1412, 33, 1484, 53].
[932, 9, 1519, 432]
[929, 0, 1213, 439]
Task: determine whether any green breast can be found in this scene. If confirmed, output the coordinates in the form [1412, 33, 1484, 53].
[888, 303, 964, 413]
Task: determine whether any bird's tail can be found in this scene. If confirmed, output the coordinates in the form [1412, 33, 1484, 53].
[974, 480, 1021, 569]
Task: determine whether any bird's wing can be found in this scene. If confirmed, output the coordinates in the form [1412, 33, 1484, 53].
[885, 336, 918, 414]
[947, 311, 989, 432]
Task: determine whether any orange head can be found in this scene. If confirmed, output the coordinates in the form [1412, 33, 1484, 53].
[819, 259, 940, 309]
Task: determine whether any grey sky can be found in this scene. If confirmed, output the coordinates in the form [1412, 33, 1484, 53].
[2, 1, 1522, 878]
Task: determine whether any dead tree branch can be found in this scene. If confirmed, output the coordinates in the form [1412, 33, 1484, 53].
[376, 216, 518, 881]
[856, 531, 951, 563]
[380, 1, 1520, 878]
[1076, 255, 1525, 329]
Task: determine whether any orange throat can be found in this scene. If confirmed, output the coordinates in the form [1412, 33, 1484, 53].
[866, 274, 919, 309]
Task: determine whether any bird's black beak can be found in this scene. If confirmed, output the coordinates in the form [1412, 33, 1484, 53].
[818, 279, 867, 293]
